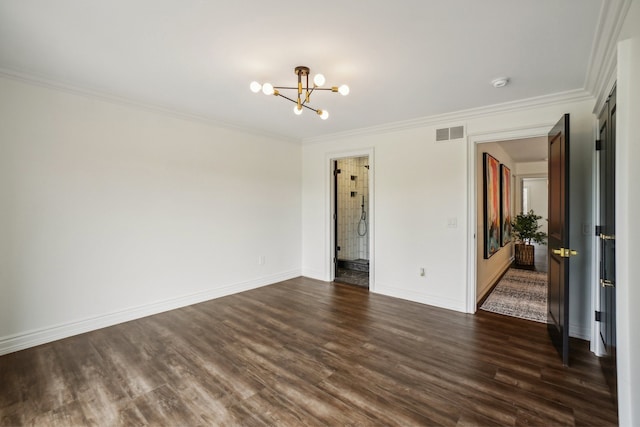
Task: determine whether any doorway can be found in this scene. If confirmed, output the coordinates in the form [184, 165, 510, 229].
[466, 125, 553, 313]
[334, 156, 370, 288]
[474, 137, 549, 305]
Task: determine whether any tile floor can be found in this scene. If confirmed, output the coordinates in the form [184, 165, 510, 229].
[335, 267, 369, 288]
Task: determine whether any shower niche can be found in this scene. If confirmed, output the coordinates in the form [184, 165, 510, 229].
[334, 156, 369, 287]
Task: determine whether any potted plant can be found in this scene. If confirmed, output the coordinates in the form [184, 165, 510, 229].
[511, 210, 547, 267]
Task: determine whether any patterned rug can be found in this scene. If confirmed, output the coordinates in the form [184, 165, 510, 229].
[480, 268, 548, 323]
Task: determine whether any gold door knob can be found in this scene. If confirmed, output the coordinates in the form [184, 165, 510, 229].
[553, 248, 578, 258]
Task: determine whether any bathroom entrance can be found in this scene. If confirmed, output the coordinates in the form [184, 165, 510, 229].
[334, 156, 370, 288]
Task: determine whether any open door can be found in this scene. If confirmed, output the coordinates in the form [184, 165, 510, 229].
[547, 114, 573, 366]
[598, 86, 617, 402]
[333, 160, 339, 277]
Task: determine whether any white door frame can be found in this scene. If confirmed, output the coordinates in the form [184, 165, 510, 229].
[326, 148, 375, 290]
[466, 124, 554, 313]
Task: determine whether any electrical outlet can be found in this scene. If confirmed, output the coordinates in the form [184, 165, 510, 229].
[420, 267, 426, 277]
[258, 255, 265, 265]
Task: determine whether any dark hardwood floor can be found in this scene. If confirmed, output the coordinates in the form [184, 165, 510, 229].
[0, 277, 617, 426]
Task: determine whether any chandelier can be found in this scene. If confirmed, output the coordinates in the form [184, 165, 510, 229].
[250, 66, 349, 120]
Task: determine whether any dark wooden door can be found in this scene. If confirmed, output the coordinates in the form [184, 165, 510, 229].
[548, 114, 571, 366]
[598, 86, 617, 402]
[334, 161, 340, 277]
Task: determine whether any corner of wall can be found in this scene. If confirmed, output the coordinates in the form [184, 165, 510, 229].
[0, 270, 301, 356]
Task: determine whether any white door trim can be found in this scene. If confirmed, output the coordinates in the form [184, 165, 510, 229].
[466, 124, 554, 313]
[326, 148, 375, 290]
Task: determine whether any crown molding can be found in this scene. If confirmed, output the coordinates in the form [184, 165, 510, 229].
[467, 123, 556, 142]
[302, 89, 594, 145]
[0, 67, 300, 145]
[584, 0, 632, 113]
[591, 51, 618, 116]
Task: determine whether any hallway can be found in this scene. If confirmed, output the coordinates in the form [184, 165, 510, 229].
[480, 243, 549, 322]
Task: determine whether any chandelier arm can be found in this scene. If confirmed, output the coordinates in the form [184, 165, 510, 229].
[297, 71, 303, 109]
[276, 93, 319, 112]
[272, 86, 334, 91]
[276, 93, 298, 104]
[302, 86, 317, 106]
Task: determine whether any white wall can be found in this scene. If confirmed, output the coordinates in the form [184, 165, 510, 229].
[0, 76, 302, 354]
[302, 98, 595, 331]
[303, 128, 468, 311]
[514, 161, 547, 218]
[476, 143, 515, 301]
[567, 106, 598, 340]
[522, 178, 548, 235]
[615, 1, 640, 423]
[516, 160, 547, 176]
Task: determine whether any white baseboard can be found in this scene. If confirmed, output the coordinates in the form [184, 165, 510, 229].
[301, 268, 327, 281]
[0, 269, 301, 356]
[374, 283, 467, 313]
[569, 322, 591, 341]
[477, 257, 513, 302]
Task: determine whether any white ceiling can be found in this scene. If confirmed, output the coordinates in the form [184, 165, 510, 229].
[0, 0, 604, 142]
[498, 137, 548, 163]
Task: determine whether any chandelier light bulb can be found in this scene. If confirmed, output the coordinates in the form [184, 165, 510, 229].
[249, 81, 262, 93]
[262, 83, 274, 95]
[293, 105, 303, 115]
[319, 110, 329, 120]
[338, 84, 350, 96]
[313, 73, 326, 87]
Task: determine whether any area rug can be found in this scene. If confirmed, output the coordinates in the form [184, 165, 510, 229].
[480, 268, 548, 323]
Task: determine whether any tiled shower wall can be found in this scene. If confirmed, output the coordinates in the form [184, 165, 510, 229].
[336, 156, 369, 261]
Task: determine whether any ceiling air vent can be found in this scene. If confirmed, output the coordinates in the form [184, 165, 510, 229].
[435, 125, 465, 142]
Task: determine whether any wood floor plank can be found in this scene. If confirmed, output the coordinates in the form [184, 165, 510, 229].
[224, 385, 310, 427]
[494, 368, 618, 425]
[0, 277, 618, 426]
[317, 367, 460, 426]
